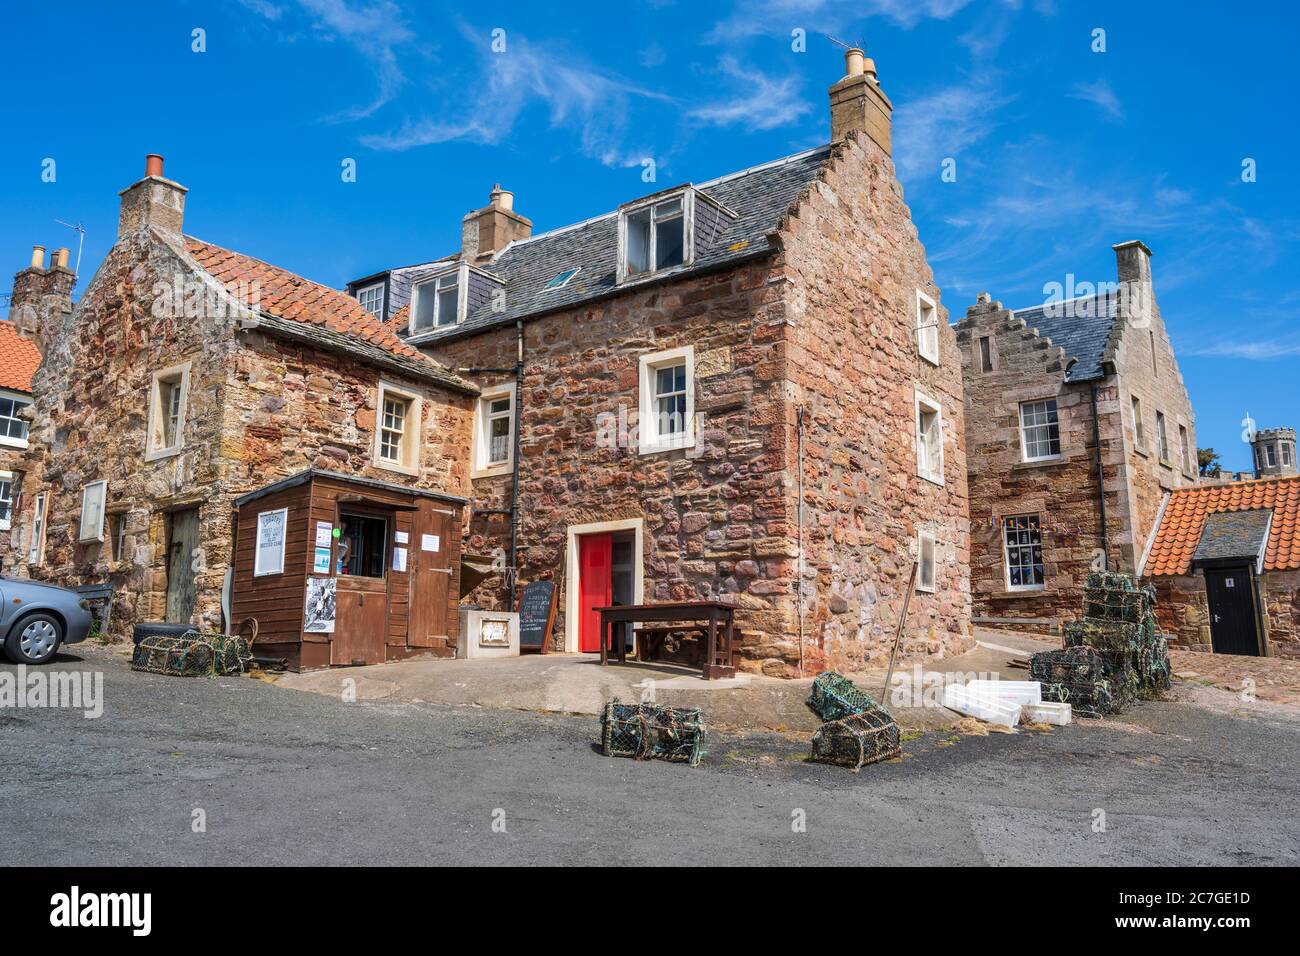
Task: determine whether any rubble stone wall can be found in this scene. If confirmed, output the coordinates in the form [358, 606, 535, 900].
[1152, 569, 1298, 660]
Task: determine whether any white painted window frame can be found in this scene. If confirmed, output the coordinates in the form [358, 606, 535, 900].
[409, 264, 468, 333]
[1003, 513, 1046, 592]
[914, 387, 945, 486]
[79, 479, 108, 543]
[617, 189, 696, 284]
[355, 281, 386, 318]
[1130, 394, 1145, 452]
[915, 290, 940, 365]
[1156, 410, 1171, 464]
[0, 470, 14, 532]
[916, 530, 936, 593]
[1018, 398, 1063, 463]
[472, 381, 516, 479]
[372, 380, 423, 476]
[145, 360, 192, 461]
[638, 346, 696, 456]
[0, 389, 31, 450]
[27, 491, 46, 566]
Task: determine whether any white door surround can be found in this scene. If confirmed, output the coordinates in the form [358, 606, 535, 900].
[564, 518, 645, 653]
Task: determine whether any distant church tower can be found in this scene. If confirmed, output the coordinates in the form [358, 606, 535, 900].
[1251, 427, 1298, 478]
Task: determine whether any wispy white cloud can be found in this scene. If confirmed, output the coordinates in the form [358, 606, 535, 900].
[892, 77, 1012, 180]
[239, 0, 414, 120]
[1184, 339, 1300, 360]
[686, 56, 812, 131]
[1069, 79, 1124, 121]
[704, 0, 976, 44]
[361, 29, 672, 168]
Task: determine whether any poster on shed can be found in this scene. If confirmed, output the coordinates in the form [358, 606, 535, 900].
[304, 576, 337, 633]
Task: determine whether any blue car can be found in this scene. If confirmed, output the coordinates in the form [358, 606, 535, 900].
[0, 577, 96, 665]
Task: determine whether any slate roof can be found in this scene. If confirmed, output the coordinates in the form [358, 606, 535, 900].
[0, 320, 40, 393]
[385, 144, 834, 345]
[1011, 289, 1119, 382]
[1145, 476, 1300, 575]
[182, 237, 476, 394]
[1193, 509, 1274, 564]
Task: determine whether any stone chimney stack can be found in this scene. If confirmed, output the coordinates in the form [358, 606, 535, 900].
[829, 47, 893, 154]
[8, 243, 76, 347]
[1114, 239, 1154, 288]
[461, 184, 532, 263]
[118, 153, 187, 237]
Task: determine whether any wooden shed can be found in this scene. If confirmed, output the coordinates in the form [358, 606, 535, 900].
[231, 469, 466, 670]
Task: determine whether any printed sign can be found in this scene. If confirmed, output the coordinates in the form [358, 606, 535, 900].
[479, 618, 510, 647]
[312, 547, 331, 574]
[392, 547, 408, 573]
[421, 534, 440, 552]
[254, 508, 288, 576]
[395, 530, 409, 545]
[315, 522, 333, 547]
[304, 576, 336, 633]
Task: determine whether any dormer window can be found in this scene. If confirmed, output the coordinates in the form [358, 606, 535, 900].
[356, 281, 385, 318]
[619, 192, 693, 283]
[411, 267, 464, 332]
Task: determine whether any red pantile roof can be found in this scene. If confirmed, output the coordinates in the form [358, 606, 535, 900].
[0, 321, 40, 393]
[1145, 476, 1300, 575]
[184, 237, 422, 360]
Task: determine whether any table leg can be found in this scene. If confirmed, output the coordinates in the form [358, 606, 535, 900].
[600, 613, 608, 666]
[705, 615, 717, 680]
[618, 619, 627, 664]
[724, 613, 735, 666]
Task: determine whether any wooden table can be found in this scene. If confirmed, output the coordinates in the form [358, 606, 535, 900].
[596, 601, 737, 680]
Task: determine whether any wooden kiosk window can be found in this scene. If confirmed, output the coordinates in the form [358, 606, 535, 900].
[339, 513, 387, 578]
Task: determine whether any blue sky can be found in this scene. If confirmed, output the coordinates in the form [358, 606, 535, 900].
[2, 0, 1297, 471]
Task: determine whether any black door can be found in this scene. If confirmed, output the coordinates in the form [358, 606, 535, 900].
[1204, 566, 1260, 656]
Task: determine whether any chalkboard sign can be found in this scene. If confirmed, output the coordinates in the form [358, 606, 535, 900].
[518, 580, 557, 654]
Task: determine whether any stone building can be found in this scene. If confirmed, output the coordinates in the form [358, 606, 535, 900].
[955, 241, 1199, 633]
[351, 51, 973, 675]
[1250, 427, 1297, 478]
[11, 154, 478, 649]
[1142, 475, 1299, 658]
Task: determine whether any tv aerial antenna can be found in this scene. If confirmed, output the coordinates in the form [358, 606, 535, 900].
[53, 218, 86, 278]
[821, 33, 866, 51]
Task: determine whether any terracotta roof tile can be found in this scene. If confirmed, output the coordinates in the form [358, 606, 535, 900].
[1146, 475, 1300, 576]
[0, 321, 40, 393]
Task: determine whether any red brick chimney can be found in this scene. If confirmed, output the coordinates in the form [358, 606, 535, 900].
[829, 48, 893, 154]
[461, 184, 531, 262]
[8, 243, 76, 349]
[118, 153, 187, 237]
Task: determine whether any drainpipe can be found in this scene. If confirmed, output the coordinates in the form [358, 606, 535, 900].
[1090, 381, 1110, 571]
[797, 404, 806, 674]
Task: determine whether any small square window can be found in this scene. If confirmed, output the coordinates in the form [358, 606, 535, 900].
[0, 395, 31, 446]
[339, 513, 388, 579]
[620, 195, 690, 282]
[638, 346, 695, 455]
[1003, 514, 1044, 590]
[372, 382, 423, 475]
[79, 480, 107, 543]
[915, 389, 944, 485]
[545, 268, 580, 290]
[916, 291, 940, 365]
[411, 269, 463, 332]
[1019, 399, 1061, 461]
[356, 282, 385, 318]
[917, 532, 936, 593]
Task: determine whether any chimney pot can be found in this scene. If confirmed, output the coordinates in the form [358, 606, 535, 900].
[490, 183, 514, 212]
[145, 153, 164, 178]
[53, 247, 70, 270]
[845, 48, 865, 77]
[30, 245, 46, 270]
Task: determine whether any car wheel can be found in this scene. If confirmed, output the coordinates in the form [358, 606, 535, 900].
[5, 612, 64, 665]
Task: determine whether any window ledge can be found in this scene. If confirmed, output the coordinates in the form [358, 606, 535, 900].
[988, 588, 1051, 600]
[1134, 445, 1150, 458]
[639, 438, 696, 457]
[619, 261, 695, 289]
[0, 436, 29, 450]
[144, 446, 183, 463]
[1012, 456, 1066, 471]
[1158, 458, 1174, 470]
[917, 470, 944, 487]
[374, 459, 420, 478]
[919, 352, 940, 367]
[472, 463, 513, 480]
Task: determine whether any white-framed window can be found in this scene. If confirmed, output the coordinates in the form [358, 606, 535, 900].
[638, 346, 695, 455]
[0, 471, 15, 531]
[1003, 514, 1044, 591]
[917, 531, 936, 593]
[978, 335, 993, 373]
[146, 361, 191, 460]
[1130, 395, 1145, 451]
[914, 388, 944, 485]
[916, 290, 940, 365]
[410, 267, 464, 332]
[1179, 424, 1191, 474]
[356, 281, 385, 318]
[619, 193, 690, 282]
[27, 491, 46, 566]
[1156, 411, 1170, 463]
[1019, 399, 1061, 461]
[1285, 443, 1294, 467]
[473, 382, 516, 478]
[254, 507, 288, 577]
[1265, 443, 1277, 468]
[79, 480, 107, 543]
[0, 392, 31, 448]
[372, 381, 423, 475]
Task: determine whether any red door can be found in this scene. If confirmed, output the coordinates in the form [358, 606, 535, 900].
[578, 534, 613, 653]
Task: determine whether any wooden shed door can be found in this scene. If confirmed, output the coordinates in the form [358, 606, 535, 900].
[332, 511, 391, 665]
[409, 506, 456, 648]
[166, 508, 200, 623]
[1204, 566, 1260, 656]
